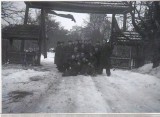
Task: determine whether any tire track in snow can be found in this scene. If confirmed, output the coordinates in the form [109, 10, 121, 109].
[92, 70, 160, 113]
[27, 74, 78, 113]
[74, 76, 110, 113]
[3, 53, 160, 113]
[27, 74, 111, 113]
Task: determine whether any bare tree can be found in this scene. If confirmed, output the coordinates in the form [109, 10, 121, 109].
[84, 14, 111, 43]
[1, 1, 24, 25]
[126, 1, 160, 68]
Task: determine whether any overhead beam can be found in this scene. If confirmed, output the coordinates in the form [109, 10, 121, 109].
[110, 14, 116, 42]
[24, 5, 29, 25]
[25, 2, 131, 14]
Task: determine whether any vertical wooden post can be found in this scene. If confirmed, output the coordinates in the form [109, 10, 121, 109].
[20, 5, 29, 52]
[123, 14, 127, 31]
[129, 46, 132, 69]
[24, 5, 29, 25]
[111, 14, 115, 42]
[38, 8, 43, 65]
[41, 8, 47, 58]
[135, 45, 138, 68]
[38, 8, 47, 65]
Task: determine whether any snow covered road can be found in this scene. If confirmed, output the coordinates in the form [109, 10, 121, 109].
[2, 53, 160, 113]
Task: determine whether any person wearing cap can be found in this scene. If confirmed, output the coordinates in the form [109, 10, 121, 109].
[83, 40, 89, 57]
[80, 56, 89, 75]
[62, 54, 79, 76]
[74, 40, 79, 48]
[55, 41, 63, 70]
[99, 39, 112, 76]
[86, 52, 96, 76]
[54, 41, 61, 65]
[62, 54, 75, 76]
[94, 41, 102, 74]
[63, 40, 74, 71]
[75, 39, 82, 52]
[75, 53, 81, 74]
[73, 46, 78, 55]
[59, 41, 65, 72]
[79, 43, 85, 53]
[87, 39, 94, 54]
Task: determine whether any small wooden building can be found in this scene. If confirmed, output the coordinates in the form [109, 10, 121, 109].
[111, 32, 144, 69]
[2, 25, 41, 65]
[110, 17, 144, 69]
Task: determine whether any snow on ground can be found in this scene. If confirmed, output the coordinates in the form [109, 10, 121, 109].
[2, 52, 59, 113]
[133, 63, 160, 78]
[2, 52, 160, 113]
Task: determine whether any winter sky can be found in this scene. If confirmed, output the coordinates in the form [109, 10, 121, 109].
[15, 1, 89, 30]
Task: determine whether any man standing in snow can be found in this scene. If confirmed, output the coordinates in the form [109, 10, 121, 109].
[55, 41, 65, 72]
[54, 41, 61, 65]
[99, 39, 112, 76]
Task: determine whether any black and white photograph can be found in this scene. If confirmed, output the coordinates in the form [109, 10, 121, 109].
[1, 1, 160, 114]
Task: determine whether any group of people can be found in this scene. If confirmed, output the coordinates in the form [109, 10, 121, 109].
[54, 39, 113, 76]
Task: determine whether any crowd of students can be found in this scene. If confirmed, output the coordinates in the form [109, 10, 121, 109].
[54, 39, 113, 76]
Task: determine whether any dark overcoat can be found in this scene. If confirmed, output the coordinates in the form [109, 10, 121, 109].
[100, 43, 112, 67]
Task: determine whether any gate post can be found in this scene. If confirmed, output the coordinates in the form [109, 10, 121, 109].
[123, 13, 127, 31]
[40, 8, 47, 59]
[110, 14, 116, 43]
[20, 4, 29, 52]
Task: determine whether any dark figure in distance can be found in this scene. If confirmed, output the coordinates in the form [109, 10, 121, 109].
[99, 39, 112, 76]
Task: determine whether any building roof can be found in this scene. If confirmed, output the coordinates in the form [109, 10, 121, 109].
[25, 1, 131, 14]
[113, 31, 143, 46]
[2, 25, 40, 40]
[111, 16, 143, 46]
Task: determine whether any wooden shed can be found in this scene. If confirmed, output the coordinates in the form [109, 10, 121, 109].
[110, 17, 144, 69]
[2, 25, 41, 65]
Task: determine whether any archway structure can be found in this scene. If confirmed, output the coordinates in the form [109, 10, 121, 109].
[25, 1, 131, 14]
[3, 2, 135, 65]
[24, 1, 131, 59]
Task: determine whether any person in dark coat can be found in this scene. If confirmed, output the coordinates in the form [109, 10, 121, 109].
[83, 40, 88, 56]
[71, 40, 75, 49]
[74, 40, 79, 48]
[54, 41, 61, 65]
[62, 54, 79, 76]
[99, 39, 113, 76]
[94, 41, 102, 74]
[86, 52, 96, 76]
[79, 43, 85, 53]
[77, 40, 82, 51]
[80, 56, 89, 75]
[75, 53, 81, 74]
[57, 41, 65, 72]
[87, 39, 94, 53]
[84, 39, 94, 58]
[63, 40, 74, 71]
[55, 41, 64, 72]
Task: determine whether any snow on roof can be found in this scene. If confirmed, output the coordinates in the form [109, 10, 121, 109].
[2, 25, 40, 40]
